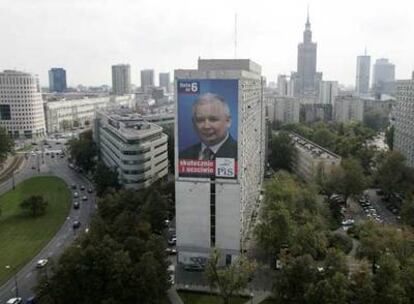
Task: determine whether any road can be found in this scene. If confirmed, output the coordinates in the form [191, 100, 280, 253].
[0, 140, 96, 303]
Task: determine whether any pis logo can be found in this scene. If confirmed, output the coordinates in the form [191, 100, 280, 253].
[215, 158, 235, 178]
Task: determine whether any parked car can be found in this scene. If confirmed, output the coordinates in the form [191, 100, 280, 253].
[72, 221, 81, 229]
[82, 196, 88, 201]
[166, 248, 177, 255]
[87, 187, 93, 193]
[71, 184, 77, 189]
[80, 185, 85, 191]
[73, 202, 80, 209]
[168, 237, 177, 246]
[73, 192, 79, 198]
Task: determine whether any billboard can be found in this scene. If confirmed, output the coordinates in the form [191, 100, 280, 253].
[177, 79, 238, 179]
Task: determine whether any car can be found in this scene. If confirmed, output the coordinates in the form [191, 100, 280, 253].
[81, 196, 88, 201]
[68, 163, 75, 169]
[31, 166, 36, 170]
[80, 185, 85, 191]
[168, 265, 175, 284]
[184, 263, 205, 272]
[48, 145, 52, 149]
[71, 184, 77, 189]
[73, 192, 79, 198]
[31, 152, 36, 156]
[72, 221, 81, 229]
[36, 259, 48, 268]
[168, 237, 177, 246]
[56, 142, 61, 145]
[25, 296, 36, 304]
[166, 248, 177, 255]
[45, 152, 50, 156]
[341, 219, 355, 226]
[73, 201, 80, 209]
[6, 298, 22, 304]
[60, 154, 64, 158]
[87, 187, 93, 193]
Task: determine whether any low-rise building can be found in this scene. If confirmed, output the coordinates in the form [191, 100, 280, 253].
[44, 95, 134, 133]
[94, 109, 168, 189]
[290, 132, 341, 182]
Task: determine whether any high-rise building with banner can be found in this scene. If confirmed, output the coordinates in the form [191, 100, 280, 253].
[174, 59, 265, 266]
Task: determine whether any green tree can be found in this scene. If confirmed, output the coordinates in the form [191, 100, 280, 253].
[364, 110, 389, 132]
[311, 128, 337, 151]
[269, 131, 297, 172]
[376, 151, 414, 197]
[401, 196, 414, 227]
[20, 195, 48, 217]
[67, 130, 97, 173]
[327, 158, 368, 205]
[350, 261, 375, 304]
[305, 272, 350, 304]
[205, 249, 256, 304]
[0, 127, 14, 165]
[93, 162, 121, 197]
[385, 125, 394, 150]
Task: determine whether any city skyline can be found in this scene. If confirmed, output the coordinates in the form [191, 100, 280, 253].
[1, 0, 414, 87]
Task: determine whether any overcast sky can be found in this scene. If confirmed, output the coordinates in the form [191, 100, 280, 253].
[1, 0, 414, 87]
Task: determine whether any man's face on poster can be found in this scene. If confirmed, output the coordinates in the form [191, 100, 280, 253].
[193, 100, 231, 146]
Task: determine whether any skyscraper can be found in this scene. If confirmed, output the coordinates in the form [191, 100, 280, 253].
[372, 58, 396, 96]
[319, 81, 338, 104]
[293, 11, 321, 97]
[159, 72, 170, 93]
[355, 54, 371, 95]
[0, 70, 46, 138]
[111, 64, 131, 95]
[175, 59, 265, 263]
[141, 69, 154, 92]
[48, 68, 67, 92]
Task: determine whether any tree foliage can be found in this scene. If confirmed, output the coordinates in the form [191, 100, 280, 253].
[205, 249, 256, 304]
[269, 131, 297, 172]
[93, 162, 121, 197]
[20, 195, 48, 217]
[36, 186, 171, 304]
[0, 126, 14, 165]
[67, 130, 97, 173]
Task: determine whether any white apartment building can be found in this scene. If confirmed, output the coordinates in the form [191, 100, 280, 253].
[44, 95, 134, 133]
[394, 74, 414, 167]
[333, 95, 364, 123]
[94, 109, 168, 189]
[290, 132, 341, 182]
[175, 59, 265, 265]
[319, 81, 338, 104]
[0, 70, 46, 139]
[266, 96, 300, 124]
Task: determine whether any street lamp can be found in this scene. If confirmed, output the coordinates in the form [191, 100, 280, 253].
[5, 265, 19, 298]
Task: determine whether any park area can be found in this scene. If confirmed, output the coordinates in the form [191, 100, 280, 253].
[178, 291, 250, 304]
[0, 176, 71, 285]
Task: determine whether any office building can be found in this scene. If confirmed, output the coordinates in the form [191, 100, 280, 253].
[94, 109, 168, 189]
[293, 12, 322, 97]
[300, 103, 332, 123]
[373, 58, 396, 96]
[112, 64, 131, 95]
[141, 69, 154, 92]
[333, 95, 364, 123]
[319, 81, 338, 104]
[290, 132, 341, 182]
[355, 54, 371, 95]
[0, 70, 46, 138]
[48, 68, 67, 93]
[175, 59, 265, 265]
[394, 73, 414, 167]
[159, 72, 170, 93]
[44, 95, 134, 133]
[266, 96, 300, 124]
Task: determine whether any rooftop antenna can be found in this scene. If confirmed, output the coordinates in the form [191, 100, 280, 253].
[234, 13, 238, 59]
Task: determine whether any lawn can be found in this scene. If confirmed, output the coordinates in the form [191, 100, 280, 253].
[0, 176, 71, 285]
[178, 291, 249, 304]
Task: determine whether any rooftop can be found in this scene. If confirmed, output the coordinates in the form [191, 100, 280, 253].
[289, 132, 341, 160]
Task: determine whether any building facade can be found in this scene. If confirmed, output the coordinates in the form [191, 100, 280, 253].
[141, 69, 154, 92]
[94, 109, 168, 189]
[48, 68, 67, 93]
[44, 95, 134, 133]
[355, 55, 371, 95]
[159, 72, 170, 93]
[373, 58, 396, 96]
[0, 70, 46, 139]
[266, 96, 300, 124]
[319, 81, 338, 104]
[333, 95, 364, 123]
[394, 74, 414, 167]
[175, 59, 265, 265]
[112, 64, 131, 95]
[300, 103, 332, 123]
[290, 132, 341, 182]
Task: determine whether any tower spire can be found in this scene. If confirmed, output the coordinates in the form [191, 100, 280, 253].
[306, 5, 310, 29]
